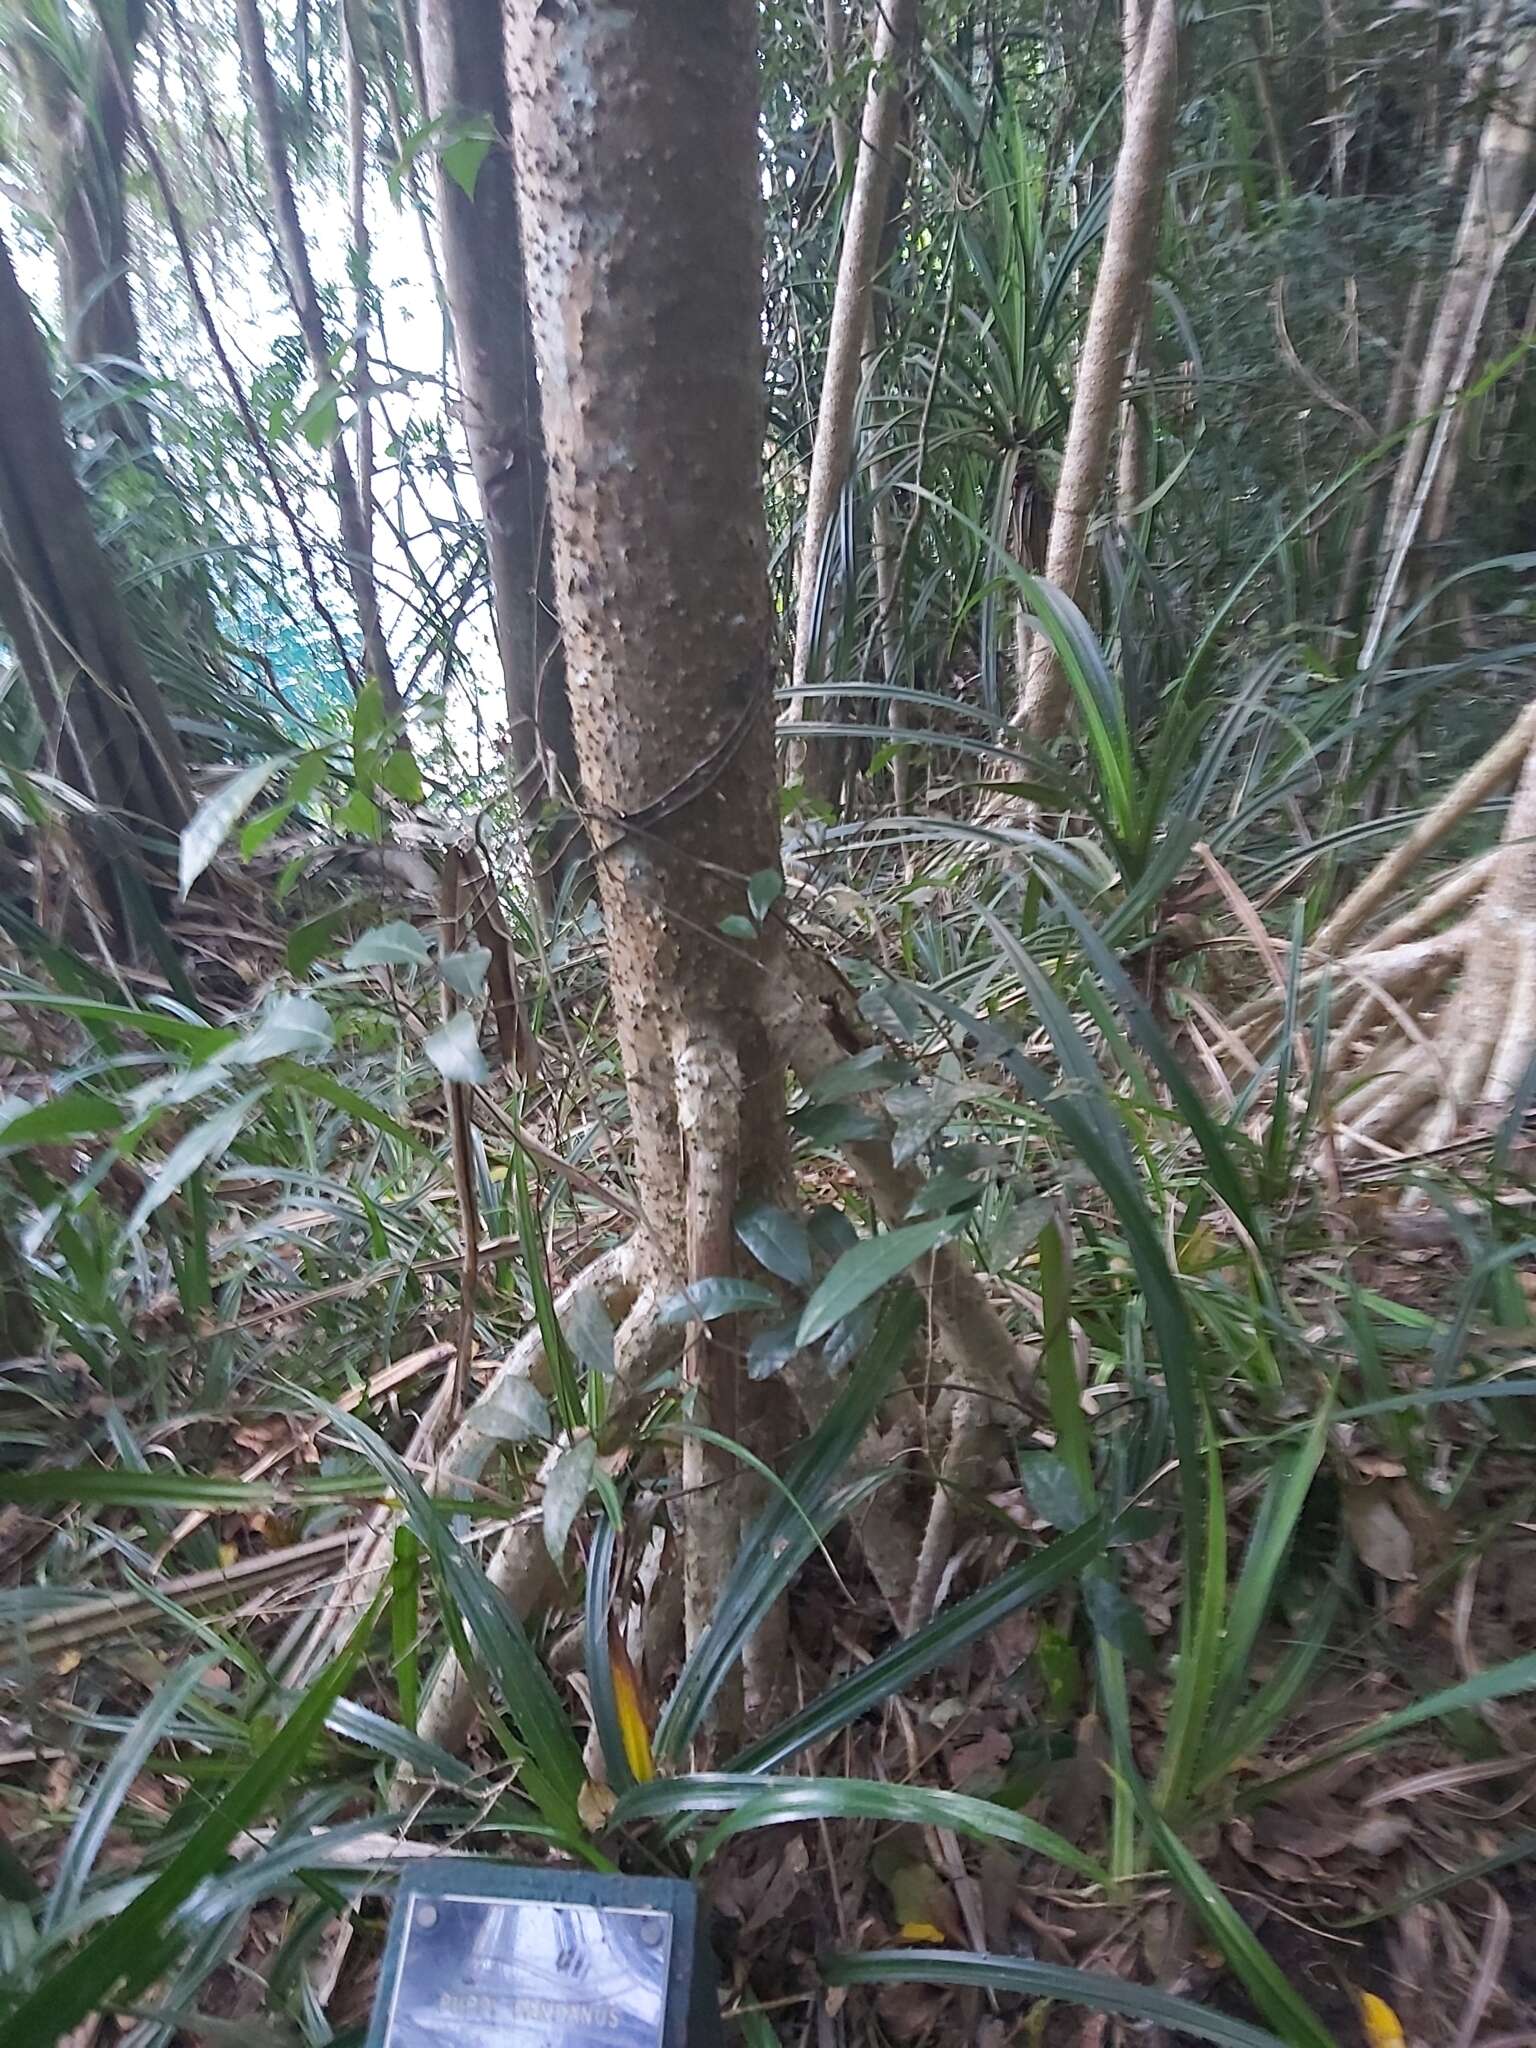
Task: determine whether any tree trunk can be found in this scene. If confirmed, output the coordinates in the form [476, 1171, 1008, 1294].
[234, 0, 407, 727]
[0, 227, 189, 906]
[1015, 0, 1177, 743]
[10, 0, 150, 450]
[784, 0, 920, 799]
[503, 0, 790, 1674]
[418, 0, 580, 892]
[1357, 29, 1536, 676]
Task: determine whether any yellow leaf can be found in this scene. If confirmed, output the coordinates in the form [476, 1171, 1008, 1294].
[1357, 1991, 1406, 2048]
[898, 1922, 946, 1944]
[217, 1541, 240, 1569]
[608, 1616, 654, 1783]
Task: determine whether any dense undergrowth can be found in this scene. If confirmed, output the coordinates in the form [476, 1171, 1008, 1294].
[3, 687, 1535, 2044]
[3, 0, 1536, 2043]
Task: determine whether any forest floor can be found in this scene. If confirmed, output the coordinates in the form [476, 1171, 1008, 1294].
[4, 877, 1536, 2048]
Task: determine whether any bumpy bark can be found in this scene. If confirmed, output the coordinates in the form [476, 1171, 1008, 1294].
[0, 228, 189, 869]
[503, 0, 790, 1672]
[418, 0, 579, 874]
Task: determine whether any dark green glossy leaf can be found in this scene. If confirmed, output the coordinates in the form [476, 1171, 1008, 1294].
[657, 1277, 780, 1326]
[731, 1517, 1108, 1775]
[822, 1950, 1287, 2048]
[735, 1201, 814, 1288]
[798, 1217, 957, 1346]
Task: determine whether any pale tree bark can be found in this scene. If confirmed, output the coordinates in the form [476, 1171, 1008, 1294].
[1329, 1, 1507, 657]
[0, 227, 190, 927]
[418, 0, 580, 891]
[1359, 29, 1536, 676]
[1015, 0, 1177, 743]
[503, 0, 791, 1691]
[1114, 0, 1152, 529]
[344, 14, 376, 578]
[234, 0, 407, 727]
[1234, 703, 1536, 1156]
[785, 0, 920, 798]
[7, 0, 150, 449]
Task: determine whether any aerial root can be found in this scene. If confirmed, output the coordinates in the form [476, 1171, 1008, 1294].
[398, 1241, 648, 1764]
[1222, 716, 1536, 1163]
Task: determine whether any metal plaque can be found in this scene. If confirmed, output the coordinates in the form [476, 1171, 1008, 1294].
[378, 1887, 675, 2048]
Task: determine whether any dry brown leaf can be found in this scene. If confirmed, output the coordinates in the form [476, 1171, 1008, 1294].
[577, 1778, 617, 1830]
[1344, 1483, 1416, 1582]
[947, 1725, 1011, 1787]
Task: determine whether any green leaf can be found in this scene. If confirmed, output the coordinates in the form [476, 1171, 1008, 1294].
[389, 110, 446, 196]
[351, 677, 387, 752]
[513, 1148, 581, 1437]
[238, 798, 296, 857]
[1082, 1574, 1155, 1669]
[821, 1951, 1288, 2048]
[1243, 1649, 1536, 1807]
[438, 945, 491, 998]
[0, 1467, 388, 1509]
[230, 994, 331, 1065]
[790, 1102, 884, 1146]
[543, 1439, 597, 1565]
[287, 904, 354, 977]
[718, 914, 758, 942]
[805, 1048, 911, 1102]
[314, 1400, 585, 1831]
[818, 1297, 879, 1373]
[343, 921, 431, 970]
[1138, 1796, 1340, 2048]
[1017, 1450, 1091, 1532]
[747, 869, 784, 921]
[178, 757, 285, 897]
[616, 1774, 1108, 1886]
[747, 1320, 801, 1380]
[658, 1277, 780, 1326]
[0, 1599, 379, 2047]
[0, 1090, 123, 1154]
[290, 749, 330, 803]
[560, 1287, 617, 1380]
[735, 1200, 814, 1288]
[326, 1698, 471, 1785]
[389, 1526, 421, 1733]
[797, 1218, 956, 1346]
[44, 1653, 220, 1932]
[884, 1080, 958, 1166]
[729, 1516, 1108, 1776]
[1207, 1406, 1329, 1740]
[904, 1166, 984, 1218]
[441, 129, 492, 199]
[657, 1294, 919, 1760]
[296, 380, 343, 449]
[423, 1012, 490, 1085]
[0, 993, 228, 1054]
[335, 786, 381, 838]
[377, 747, 423, 802]
[269, 1061, 420, 1147]
[125, 1094, 261, 1236]
[470, 1377, 551, 1444]
[909, 969, 1210, 1610]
